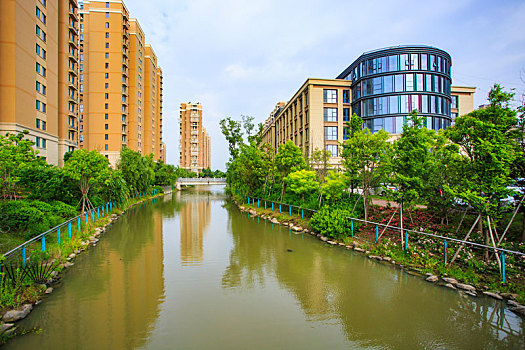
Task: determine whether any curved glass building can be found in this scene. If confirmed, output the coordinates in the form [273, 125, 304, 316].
[337, 45, 452, 133]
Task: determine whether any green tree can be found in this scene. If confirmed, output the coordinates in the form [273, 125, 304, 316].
[100, 170, 129, 204]
[63, 149, 111, 213]
[275, 141, 307, 200]
[0, 131, 40, 200]
[446, 84, 519, 253]
[284, 170, 319, 200]
[118, 148, 155, 194]
[391, 110, 436, 243]
[321, 170, 349, 202]
[310, 148, 331, 183]
[219, 117, 243, 159]
[341, 118, 391, 220]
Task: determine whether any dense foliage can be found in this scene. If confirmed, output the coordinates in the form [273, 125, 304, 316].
[221, 84, 525, 246]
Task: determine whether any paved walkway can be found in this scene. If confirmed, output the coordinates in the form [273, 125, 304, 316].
[371, 198, 427, 209]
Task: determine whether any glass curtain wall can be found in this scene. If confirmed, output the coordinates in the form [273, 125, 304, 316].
[339, 46, 453, 133]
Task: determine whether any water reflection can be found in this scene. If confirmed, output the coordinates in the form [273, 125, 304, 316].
[179, 196, 211, 265]
[6, 201, 166, 349]
[222, 207, 525, 349]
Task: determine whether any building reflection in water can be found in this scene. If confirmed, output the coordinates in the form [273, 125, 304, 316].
[179, 194, 211, 265]
[222, 211, 525, 349]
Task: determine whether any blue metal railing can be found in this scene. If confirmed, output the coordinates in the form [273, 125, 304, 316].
[2, 189, 159, 266]
[243, 195, 525, 283]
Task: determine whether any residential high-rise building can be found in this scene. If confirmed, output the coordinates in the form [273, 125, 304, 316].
[0, 0, 80, 165]
[179, 102, 211, 173]
[78, 0, 163, 166]
[261, 46, 475, 164]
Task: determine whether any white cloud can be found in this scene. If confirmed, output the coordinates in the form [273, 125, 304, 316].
[123, 0, 525, 169]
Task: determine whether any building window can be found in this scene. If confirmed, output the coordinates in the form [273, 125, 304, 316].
[105, 134, 108, 140]
[343, 108, 350, 122]
[105, 42, 109, 48]
[105, 52, 109, 58]
[324, 126, 337, 140]
[325, 144, 338, 157]
[105, 124, 108, 130]
[42, 85, 46, 95]
[343, 127, 350, 140]
[105, 73, 109, 78]
[36, 100, 40, 110]
[105, 62, 109, 69]
[42, 103, 46, 113]
[42, 121, 46, 130]
[105, 83, 109, 89]
[451, 95, 458, 109]
[105, 103, 109, 109]
[105, 113, 108, 119]
[105, 144, 108, 150]
[323, 89, 337, 103]
[106, 2, 109, 7]
[105, 22, 109, 29]
[323, 108, 337, 122]
[36, 119, 40, 129]
[105, 93, 109, 99]
[106, 12, 109, 18]
[343, 90, 350, 103]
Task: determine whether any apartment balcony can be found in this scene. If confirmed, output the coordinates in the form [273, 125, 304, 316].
[68, 80, 77, 90]
[69, 9, 78, 21]
[121, 129, 128, 135]
[68, 54, 78, 63]
[122, 119, 128, 126]
[122, 38, 128, 48]
[69, 66, 78, 76]
[68, 124, 78, 131]
[68, 110, 77, 118]
[122, 58, 128, 67]
[69, 25, 79, 36]
[122, 49, 128, 57]
[69, 38, 78, 49]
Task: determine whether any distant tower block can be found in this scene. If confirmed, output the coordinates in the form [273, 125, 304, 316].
[179, 103, 211, 173]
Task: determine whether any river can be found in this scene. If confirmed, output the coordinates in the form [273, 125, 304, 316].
[5, 187, 524, 349]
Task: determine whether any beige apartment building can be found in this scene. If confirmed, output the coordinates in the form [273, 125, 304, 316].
[0, 0, 80, 166]
[78, 0, 163, 165]
[451, 86, 476, 123]
[261, 79, 475, 166]
[179, 102, 211, 173]
[261, 79, 352, 166]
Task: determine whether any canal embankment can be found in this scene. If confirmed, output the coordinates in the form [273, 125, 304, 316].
[233, 197, 525, 319]
[0, 191, 164, 343]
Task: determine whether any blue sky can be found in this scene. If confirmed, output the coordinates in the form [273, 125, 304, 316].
[123, 0, 525, 170]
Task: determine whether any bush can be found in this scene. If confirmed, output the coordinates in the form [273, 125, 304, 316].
[0, 200, 77, 239]
[310, 206, 359, 240]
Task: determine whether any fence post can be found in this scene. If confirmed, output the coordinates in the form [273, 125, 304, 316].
[272, 202, 274, 211]
[302, 209, 304, 219]
[265, 201, 267, 210]
[501, 252, 506, 284]
[258, 199, 260, 208]
[106, 203, 109, 214]
[279, 204, 281, 213]
[92, 210, 95, 223]
[404, 231, 408, 252]
[21, 246, 26, 268]
[68, 221, 72, 239]
[444, 239, 447, 265]
[42, 235, 46, 251]
[289, 206, 291, 216]
[351, 220, 354, 237]
[85, 212, 88, 223]
[375, 225, 379, 243]
[110, 202, 113, 211]
[97, 207, 100, 219]
[57, 226, 61, 245]
[78, 216, 81, 232]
